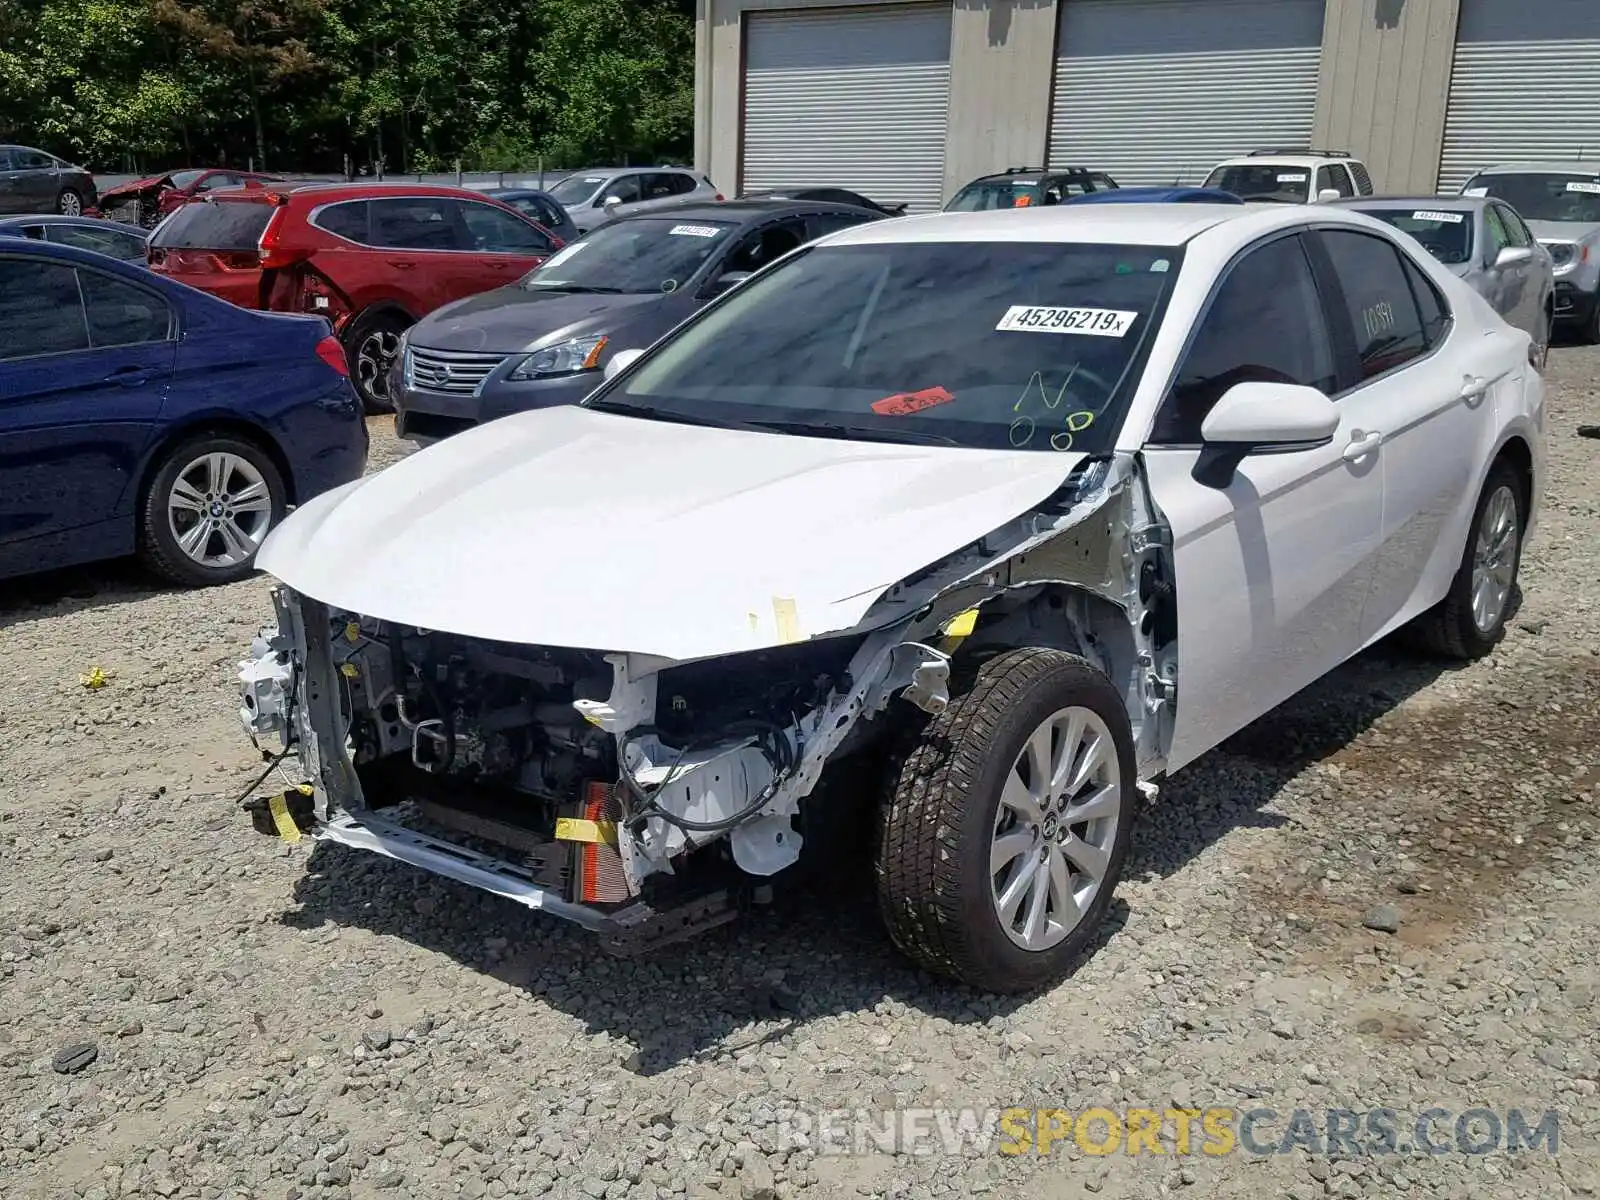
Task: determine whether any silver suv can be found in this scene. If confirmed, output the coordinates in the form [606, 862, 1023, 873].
[546, 166, 723, 235]
[1461, 162, 1600, 344]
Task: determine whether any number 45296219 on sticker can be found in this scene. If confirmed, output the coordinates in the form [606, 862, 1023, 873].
[996, 306, 1137, 337]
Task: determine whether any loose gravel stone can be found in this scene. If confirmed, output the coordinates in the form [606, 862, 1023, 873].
[1, 363, 1597, 1200]
[50, 1042, 97, 1074]
[1362, 903, 1402, 933]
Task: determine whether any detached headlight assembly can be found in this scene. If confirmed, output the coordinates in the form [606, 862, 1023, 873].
[507, 334, 608, 380]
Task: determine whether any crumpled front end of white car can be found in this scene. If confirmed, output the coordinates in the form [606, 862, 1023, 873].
[237, 585, 958, 949]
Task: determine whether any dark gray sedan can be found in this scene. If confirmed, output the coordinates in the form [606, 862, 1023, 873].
[481, 187, 580, 245]
[1331, 195, 1554, 367]
[0, 145, 98, 216]
[392, 199, 881, 444]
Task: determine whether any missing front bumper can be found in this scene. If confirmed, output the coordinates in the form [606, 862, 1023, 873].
[253, 807, 745, 952]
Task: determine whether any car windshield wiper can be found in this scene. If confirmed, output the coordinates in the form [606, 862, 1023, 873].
[583, 399, 773, 433]
[523, 283, 628, 294]
[740, 419, 962, 446]
[583, 404, 962, 445]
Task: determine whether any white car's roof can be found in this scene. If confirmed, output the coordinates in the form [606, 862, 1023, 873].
[820, 202, 1388, 250]
[825, 204, 1254, 247]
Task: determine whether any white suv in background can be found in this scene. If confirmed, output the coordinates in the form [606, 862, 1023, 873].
[1204, 149, 1376, 205]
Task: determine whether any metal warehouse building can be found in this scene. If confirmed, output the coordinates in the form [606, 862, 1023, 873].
[692, 0, 1600, 211]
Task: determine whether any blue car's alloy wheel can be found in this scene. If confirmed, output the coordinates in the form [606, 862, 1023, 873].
[139, 433, 286, 587]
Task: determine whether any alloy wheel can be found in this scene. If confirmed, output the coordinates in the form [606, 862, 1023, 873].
[58, 191, 81, 216]
[989, 705, 1123, 952]
[1469, 485, 1518, 634]
[356, 328, 401, 406]
[166, 451, 274, 568]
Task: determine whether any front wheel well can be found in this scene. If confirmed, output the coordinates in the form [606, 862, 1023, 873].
[940, 583, 1147, 741]
[340, 303, 414, 342]
[135, 420, 295, 512]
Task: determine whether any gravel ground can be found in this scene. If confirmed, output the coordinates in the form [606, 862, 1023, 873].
[2, 358, 1597, 1200]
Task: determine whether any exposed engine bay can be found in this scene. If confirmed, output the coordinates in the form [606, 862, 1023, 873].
[237, 453, 1179, 950]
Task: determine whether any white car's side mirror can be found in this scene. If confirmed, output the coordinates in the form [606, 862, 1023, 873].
[1200, 381, 1339, 450]
[602, 195, 623, 212]
[1493, 245, 1533, 269]
[1316, 188, 1342, 203]
[603, 347, 645, 380]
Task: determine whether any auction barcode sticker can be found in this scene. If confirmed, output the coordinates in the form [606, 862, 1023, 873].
[1277, 173, 1308, 183]
[996, 306, 1137, 337]
[1566, 181, 1600, 195]
[670, 224, 722, 237]
[1412, 210, 1464, 223]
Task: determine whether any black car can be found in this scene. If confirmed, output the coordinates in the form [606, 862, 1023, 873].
[944, 165, 1119, 212]
[480, 187, 580, 245]
[0, 145, 98, 216]
[0, 214, 149, 262]
[392, 199, 883, 443]
[738, 186, 908, 216]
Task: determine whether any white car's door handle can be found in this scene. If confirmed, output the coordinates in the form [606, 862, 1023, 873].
[1343, 430, 1383, 462]
[1459, 375, 1489, 401]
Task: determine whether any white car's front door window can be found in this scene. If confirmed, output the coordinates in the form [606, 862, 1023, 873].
[1141, 232, 1383, 770]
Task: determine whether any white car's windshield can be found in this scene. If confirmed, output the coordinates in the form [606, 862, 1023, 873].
[1204, 165, 1310, 204]
[588, 241, 1182, 452]
[1467, 173, 1600, 223]
[520, 217, 734, 294]
[1358, 207, 1475, 265]
[548, 174, 607, 205]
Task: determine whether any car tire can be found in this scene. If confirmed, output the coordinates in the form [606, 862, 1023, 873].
[1409, 460, 1524, 660]
[56, 188, 83, 216]
[875, 647, 1136, 994]
[345, 310, 410, 414]
[1587, 297, 1600, 347]
[138, 432, 287, 587]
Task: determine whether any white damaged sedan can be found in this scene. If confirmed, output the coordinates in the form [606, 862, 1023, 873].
[238, 202, 1543, 993]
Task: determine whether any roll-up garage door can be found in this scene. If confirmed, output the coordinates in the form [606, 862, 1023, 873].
[741, 4, 951, 212]
[1438, 0, 1600, 192]
[1048, 0, 1326, 186]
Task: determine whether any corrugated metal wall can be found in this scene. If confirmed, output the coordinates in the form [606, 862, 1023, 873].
[740, 4, 952, 211]
[1048, 0, 1327, 186]
[1312, 0, 1461, 195]
[1438, 0, 1600, 191]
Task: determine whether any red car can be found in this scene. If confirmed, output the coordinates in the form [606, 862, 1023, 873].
[99, 168, 285, 228]
[147, 182, 561, 411]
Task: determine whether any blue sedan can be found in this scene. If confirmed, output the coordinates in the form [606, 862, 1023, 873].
[0, 237, 368, 587]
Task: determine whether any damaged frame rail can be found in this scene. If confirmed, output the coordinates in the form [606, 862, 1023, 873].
[236, 452, 1175, 949]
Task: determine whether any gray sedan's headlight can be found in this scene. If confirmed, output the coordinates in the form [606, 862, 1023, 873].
[507, 334, 608, 380]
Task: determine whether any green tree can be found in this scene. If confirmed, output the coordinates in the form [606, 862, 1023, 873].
[152, 0, 336, 169]
[523, 0, 693, 167]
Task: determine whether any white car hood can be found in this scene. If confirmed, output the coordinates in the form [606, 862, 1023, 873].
[257, 405, 1085, 662]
